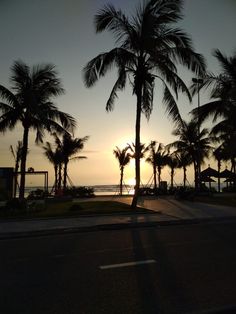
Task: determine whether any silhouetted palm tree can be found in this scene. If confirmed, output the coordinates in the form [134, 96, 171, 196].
[43, 141, 63, 193]
[10, 141, 23, 197]
[167, 152, 179, 189]
[60, 133, 89, 191]
[176, 151, 192, 188]
[213, 146, 225, 192]
[169, 120, 212, 188]
[146, 141, 169, 190]
[191, 49, 236, 173]
[113, 146, 131, 195]
[83, 0, 205, 208]
[191, 50, 236, 130]
[0, 61, 76, 199]
[146, 141, 158, 191]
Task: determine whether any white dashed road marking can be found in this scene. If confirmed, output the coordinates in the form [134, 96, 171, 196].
[99, 259, 157, 270]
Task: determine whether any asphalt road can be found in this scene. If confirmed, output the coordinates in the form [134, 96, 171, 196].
[1, 222, 236, 314]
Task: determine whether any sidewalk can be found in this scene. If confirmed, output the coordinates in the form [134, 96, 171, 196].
[0, 195, 236, 239]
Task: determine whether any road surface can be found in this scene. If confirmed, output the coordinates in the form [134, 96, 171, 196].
[1, 221, 236, 313]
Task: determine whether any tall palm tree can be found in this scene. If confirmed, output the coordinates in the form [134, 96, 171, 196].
[113, 146, 131, 195]
[169, 120, 212, 188]
[83, 0, 206, 208]
[191, 49, 236, 128]
[0, 61, 76, 199]
[191, 50, 236, 174]
[60, 133, 89, 191]
[10, 141, 23, 197]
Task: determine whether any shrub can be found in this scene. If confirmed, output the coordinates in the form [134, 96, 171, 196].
[27, 189, 50, 200]
[63, 186, 95, 198]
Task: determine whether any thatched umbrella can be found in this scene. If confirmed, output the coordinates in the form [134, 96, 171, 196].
[220, 169, 236, 189]
[201, 166, 219, 178]
[201, 166, 220, 192]
[220, 169, 236, 178]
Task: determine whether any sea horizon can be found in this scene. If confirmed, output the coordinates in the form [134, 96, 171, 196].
[22, 181, 227, 197]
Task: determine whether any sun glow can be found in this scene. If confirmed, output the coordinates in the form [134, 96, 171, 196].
[127, 178, 136, 186]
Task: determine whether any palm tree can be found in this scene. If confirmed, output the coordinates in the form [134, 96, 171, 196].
[0, 61, 76, 199]
[176, 151, 192, 188]
[83, 0, 206, 208]
[191, 50, 236, 174]
[146, 141, 169, 190]
[60, 133, 89, 191]
[169, 120, 212, 189]
[146, 141, 158, 191]
[167, 152, 179, 190]
[10, 141, 23, 197]
[216, 131, 236, 174]
[113, 146, 131, 195]
[155, 144, 169, 188]
[213, 146, 225, 192]
[43, 141, 63, 193]
[191, 49, 236, 129]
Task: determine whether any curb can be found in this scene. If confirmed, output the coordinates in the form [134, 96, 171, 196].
[1, 215, 236, 240]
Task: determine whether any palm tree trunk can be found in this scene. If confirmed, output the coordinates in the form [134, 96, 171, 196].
[153, 163, 157, 191]
[193, 160, 198, 189]
[183, 166, 187, 188]
[120, 166, 124, 195]
[131, 86, 142, 209]
[63, 161, 68, 191]
[19, 127, 29, 199]
[217, 160, 221, 193]
[13, 160, 19, 198]
[58, 162, 62, 190]
[158, 166, 161, 188]
[54, 165, 58, 193]
[171, 168, 174, 189]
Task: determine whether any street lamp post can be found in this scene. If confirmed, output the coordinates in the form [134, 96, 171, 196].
[192, 77, 203, 190]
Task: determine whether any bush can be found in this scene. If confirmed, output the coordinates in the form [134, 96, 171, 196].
[27, 189, 50, 200]
[63, 186, 95, 198]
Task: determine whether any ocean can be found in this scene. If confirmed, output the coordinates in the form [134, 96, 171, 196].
[24, 184, 135, 197]
[22, 181, 228, 197]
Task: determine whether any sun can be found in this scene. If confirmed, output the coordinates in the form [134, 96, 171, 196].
[127, 178, 136, 186]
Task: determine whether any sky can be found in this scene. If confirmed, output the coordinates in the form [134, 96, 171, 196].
[0, 0, 236, 188]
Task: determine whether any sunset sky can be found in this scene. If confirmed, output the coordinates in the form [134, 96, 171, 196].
[0, 0, 236, 188]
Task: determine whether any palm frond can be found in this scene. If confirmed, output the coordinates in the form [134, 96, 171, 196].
[0, 86, 19, 107]
[106, 68, 127, 112]
[10, 60, 30, 91]
[170, 47, 206, 76]
[95, 3, 133, 44]
[162, 84, 182, 124]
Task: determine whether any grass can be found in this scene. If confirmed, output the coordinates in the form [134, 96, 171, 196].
[0, 200, 150, 219]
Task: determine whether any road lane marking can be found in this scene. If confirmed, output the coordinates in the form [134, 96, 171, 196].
[99, 259, 156, 270]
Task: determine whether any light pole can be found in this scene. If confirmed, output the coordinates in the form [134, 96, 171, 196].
[192, 77, 203, 190]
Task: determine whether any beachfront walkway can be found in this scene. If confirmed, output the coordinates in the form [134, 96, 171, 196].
[1, 196, 235, 239]
[84, 195, 236, 220]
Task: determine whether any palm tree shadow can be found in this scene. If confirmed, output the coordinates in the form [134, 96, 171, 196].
[130, 217, 195, 313]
